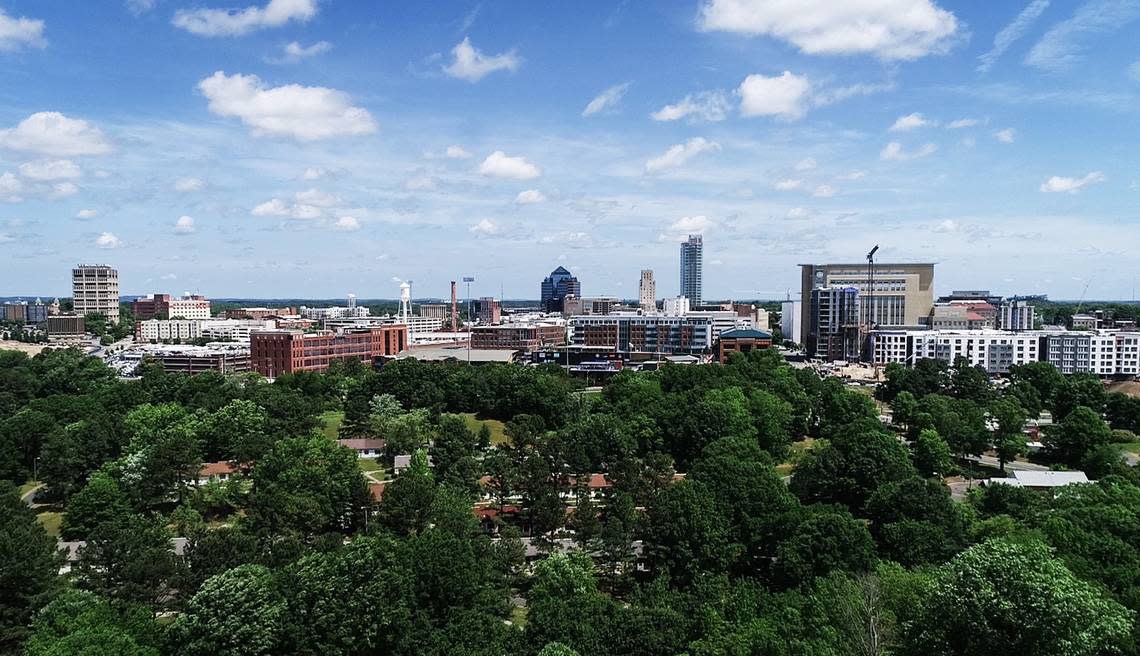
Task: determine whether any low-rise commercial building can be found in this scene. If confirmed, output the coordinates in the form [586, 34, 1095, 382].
[45, 315, 85, 336]
[714, 328, 773, 363]
[141, 343, 252, 375]
[569, 314, 713, 354]
[136, 319, 201, 342]
[470, 324, 566, 350]
[132, 293, 211, 320]
[200, 319, 278, 341]
[250, 325, 408, 376]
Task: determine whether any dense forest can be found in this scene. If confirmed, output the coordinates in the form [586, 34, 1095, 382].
[3, 347, 1140, 655]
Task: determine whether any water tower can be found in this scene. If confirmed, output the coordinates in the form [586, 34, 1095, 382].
[399, 281, 411, 324]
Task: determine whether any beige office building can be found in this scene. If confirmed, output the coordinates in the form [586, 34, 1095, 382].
[799, 263, 934, 337]
[638, 269, 656, 312]
[72, 264, 120, 324]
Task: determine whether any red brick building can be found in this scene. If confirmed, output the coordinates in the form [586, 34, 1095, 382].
[470, 324, 566, 350]
[713, 328, 773, 364]
[132, 293, 211, 320]
[250, 326, 407, 376]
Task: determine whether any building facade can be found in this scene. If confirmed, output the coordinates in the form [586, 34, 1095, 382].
[809, 286, 862, 361]
[143, 344, 251, 375]
[780, 300, 802, 345]
[470, 324, 566, 350]
[639, 270, 656, 312]
[569, 314, 713, 354]
[419, 304, 450, 320]
[679, 235, 703, 306]
[799, 262, 934, 336]
[475, 297, 502, 325]
[562, 296, 620, 316]
[871, 329, 1041, 374]
[714, 328, 773, 363]
[45, 315, 85, 336]
[136, 319, 202, 342]
[72, 264, 120, 324]
[249, 325, 408, 376]
[132, 293, 211, 320]
[999, 299, 1037, 331]
[540, 266, 580, 312]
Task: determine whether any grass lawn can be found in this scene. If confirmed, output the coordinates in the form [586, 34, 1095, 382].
[18, 481, 39, 498]
[461, 413, 509, 446]
[509, 604, 528, 628]
[358, 458, 387, 474]
[319, 410, 345, 440]
[1114, 441, 1140, 456]
[37, 511, 62, 538]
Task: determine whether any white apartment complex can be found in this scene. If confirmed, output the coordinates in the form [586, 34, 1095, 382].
[72, 264, 120, 324]
[137, 319, 201, 342]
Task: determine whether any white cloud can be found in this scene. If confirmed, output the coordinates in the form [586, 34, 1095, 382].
[333, 216, 360, 231]
[880, 141, 938, 161]
[294, 188, 341, 207]
[445, 145, 472, 159]
[50, 182, 78, 198]
[994, 128, 1016, 143]
[0, 232, 13, 243]
[280, 40, 331, 62]
[0, 172, 22, 194]
[583, 82, 631, 117]
[774, 179, 802, 190]
[1039, 171, 1105, 193]
[174, 176, 205, 192]
[173, 215, 196, 234]
[18, 159, 80, 180]
[0, 112, 111, 157]
[76, 208, 97, 219]
[0, 8, 46, 52]
[478, 151, 541, 180]
[650, 90, 731, 122]
[933, 219, 961, 232]
[515, 189, 547, 204]
[947, 118, 979, 129]
[737, 71, 812, 119]
[889, 112, 930, 131]
[977, 0, 1052, 72]
[1026, 0, 1140, 72]
[645, 137, 721, 173]
[787, 207, 811, 219]
[442, 37, 521, 82]
[404, 174, 436, 190]
[812, 184, 838, 197]
[251, 198, 321, 219]
[300, 167, 327, 180]
[125, 0, 156, 16]
[836, 170, 866, 180]
[173, 0, 317, 37]
[470, 218, 502, 236]
[198, 71, 377, 141]
[698, 0, 960, 60]
[794, 158, 818, 171]
[95, 232, 121, 249]
[659, 215, 715, 241]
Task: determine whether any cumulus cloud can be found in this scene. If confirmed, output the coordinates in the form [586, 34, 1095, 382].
[659, 215, 715, 241]
[787, 207, 811, 219]
[812, 184, 838, 197]
[294, 188, 341, 207]
[478, 151, 541, 180]
[300, 167, 327, 180]
[470, 218, 502, 236]
[583, 82, 631, 117]
[889, 112, 930, 131]
[994, 128, 1016, 143]
[1039, 171, 1105, 193]
[737, 71, 812, 119]
[18, 159, 80, 180]
[774, 179, 802, 190]
[279, 40, 331, 62]
[650, 90, 730, 122]
[515, 189, 547, 204]
[404, 174, 436, 191]
[442, 37, 521, 82]
[76, 208, 97, 219]
[1026, 0, 1140, 72]
[251, 198, 321, 219]
[173, 0, 317, 37]
[445, 145, 472, 159]
[174, 177, 205, 192]
[95, 232, 121, 249]
[794, 158, 818, 171]
[880, 141, 938, 161]
[645, 137, 721, 173]
[0, 172, 22, 194]
[836, 170, 866, 180]
[977, 0, 1052, 72]
[698, 0, 960, 60]
[173, 215, 196, 234]
[198, 71, 377, 141]
[125, 0, 156, 16]
[49, 182, 78, 198]
[932, 219, 961, 232]
[0, 7, 46, 51]
[947, 118, 979, 129]
[333, 216, 360, 231]
[0, 112, 111, 157]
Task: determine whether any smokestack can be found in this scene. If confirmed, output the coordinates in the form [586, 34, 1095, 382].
[450, 281, 458, 332]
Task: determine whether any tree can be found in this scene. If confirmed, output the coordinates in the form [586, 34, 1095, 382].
[24, 589, 159, 656]
[644, 480, 736, 584]
[1008, 361, 1064, 409]
[891, 391, 918, 433]
[525, 553, 615, 656]
[912, 429, 951, 477]
[74, 516, 177, 608]
[1046, 405, 1111, 466]
[1052, 375, 1107, 421]
[378, 457, 437, 537]
[172, 564, 285, 656]
[989, 397, 1028, 473]
[62, 473, 132, 540]
[791, 420, 916, 511]
[0, 483, 60, 653]
[774, 509, 876, 587]
[864, 477, 971, 566]
[200, 399, 269, 464]
[903, 539, 1133, 656]
[430, 414, 481, 494]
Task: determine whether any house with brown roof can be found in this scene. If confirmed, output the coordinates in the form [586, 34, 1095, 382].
[337, 438, 386, 459]
[197, 461, 237, 486]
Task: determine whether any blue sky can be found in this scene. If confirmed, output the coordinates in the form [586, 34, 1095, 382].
[0, 0, 1138, 301]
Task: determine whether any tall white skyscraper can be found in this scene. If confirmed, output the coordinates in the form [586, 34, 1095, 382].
[638, 269, 656, 311]
[679, 234, 703, 306]
[72, 264, 120, 324]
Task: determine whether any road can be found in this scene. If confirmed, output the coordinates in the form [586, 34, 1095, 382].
[965, 454, 1049, 472]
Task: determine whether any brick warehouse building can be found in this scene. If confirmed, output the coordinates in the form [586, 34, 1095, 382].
[250, 326, 407, 376]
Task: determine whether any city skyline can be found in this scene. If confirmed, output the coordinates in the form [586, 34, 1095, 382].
[1, 1, 1140, 298]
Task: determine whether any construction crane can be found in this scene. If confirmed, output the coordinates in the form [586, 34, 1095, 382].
[866, 245, 879, 329]
[1074, 276, 1094, 314]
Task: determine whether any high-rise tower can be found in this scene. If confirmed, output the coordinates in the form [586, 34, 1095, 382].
[72, 264, 120, 324]
[638, 269, 656, 311]
[679, 235, 703, 306]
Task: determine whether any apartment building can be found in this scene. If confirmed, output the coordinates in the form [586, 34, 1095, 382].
[132, 293, 211, 320]
[569, 314, 713, 354]
[809, 286, 862, 361]
[72, 264, 120, 324]
[680, 235, 703, 306]
[871, 330, 1041, 374]
[249, 325, 407, 376]
[470, 324, 566, 350]
[800, 262, 934, 334]
[999, 299, 1037, 331]
[136, 319, 201, 342]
